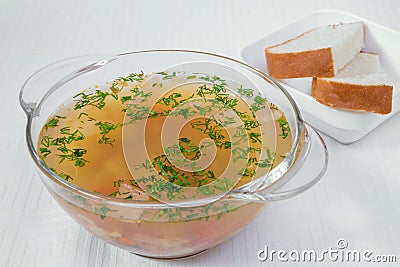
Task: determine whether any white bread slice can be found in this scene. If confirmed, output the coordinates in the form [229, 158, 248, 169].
[312, 52, 393, 114]
[265, 22, 364, 79]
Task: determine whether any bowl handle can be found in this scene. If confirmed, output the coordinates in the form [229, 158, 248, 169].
[228, 124, 328, 202]
[19, 55, 114, 117]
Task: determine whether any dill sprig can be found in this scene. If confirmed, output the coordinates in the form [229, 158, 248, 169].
[57, 148, 88, 167]
[250, 95, 268, 113]
[156, 92, 182, 108]
[110, 71, 144, 92]
[74, 90, 117, 110]
[48, 167, 74, 181]
[277, 115, 290, 139]
[107, 179, 133, 199]
[157, 71, 177, 80]
[43, 116, 66, 131]
[190, 117, 231, 149]
[39, 122, 88, 167]
[237, 85, 254, 98]
[95, 121, 122, 145]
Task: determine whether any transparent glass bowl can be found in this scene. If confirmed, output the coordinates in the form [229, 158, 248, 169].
[19, 50, 328, 259]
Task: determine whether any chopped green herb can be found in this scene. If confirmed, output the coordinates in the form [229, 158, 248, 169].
[237, 86, 254, 98]
[74, 90, 114, 110]
[57, 148, 88, 167]
[156, 92, 182, 108]
[277, 116, 290, 139]
[110, 71, 144, 92]
[157, 71, 177, 80]
[120, 96, 132, 104]
[44, 118, 59, 131]
[250, 96, 267, 112]
[95, 121, 121, 145]
[39, 147, 51, 157]
[95, 205, 112, 220]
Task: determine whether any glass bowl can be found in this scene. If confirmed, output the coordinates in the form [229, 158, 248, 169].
[19, 50, 328, 259]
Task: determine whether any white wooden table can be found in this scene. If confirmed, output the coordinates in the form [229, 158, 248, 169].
[1, 0, 400, 266]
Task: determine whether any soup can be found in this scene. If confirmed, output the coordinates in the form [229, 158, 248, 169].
[37, 70, 292, 257]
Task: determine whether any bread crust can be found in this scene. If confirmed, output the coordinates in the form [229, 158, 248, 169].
[265, 48, 335, 79]
[312, 78, 393, 114]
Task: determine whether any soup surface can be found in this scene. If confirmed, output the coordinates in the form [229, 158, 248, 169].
[38, 71, 292, 202]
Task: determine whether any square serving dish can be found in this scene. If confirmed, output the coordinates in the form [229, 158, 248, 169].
[240, 10, 400, 144]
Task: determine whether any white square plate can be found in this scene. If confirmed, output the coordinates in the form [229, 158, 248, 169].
[240, 10, 400, 144]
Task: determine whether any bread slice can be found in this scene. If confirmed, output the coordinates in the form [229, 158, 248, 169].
[265, 22, 364, 79]
[312, 52, 393, 114]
